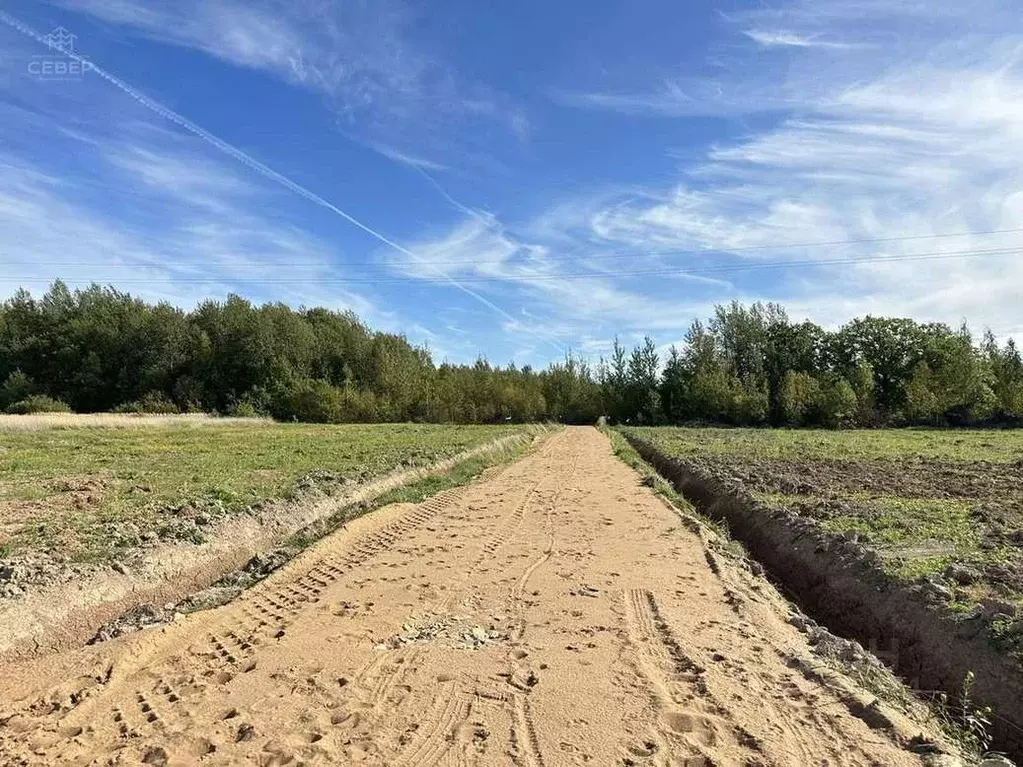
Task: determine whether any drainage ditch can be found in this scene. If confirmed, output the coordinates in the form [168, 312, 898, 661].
[625, 434, 1023, 761]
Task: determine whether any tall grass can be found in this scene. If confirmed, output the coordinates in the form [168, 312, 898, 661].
[0, 413, 270, 432]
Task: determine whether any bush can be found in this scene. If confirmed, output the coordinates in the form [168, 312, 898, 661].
[231, 400, 261, 418]
[0, 370, 34, 410]
[337, 387, 379, 423]
[113, 391, 180, 414]
[905, 362, 940, 424]
[815, 376, 858, 428]
[685, 368, 734, 421]
[228, 386, 272, 418]
[4, 394, 72, 414]
[270, 378, 345, 423]
[729, 382, 769, 425]
[269, 378, 382, 423]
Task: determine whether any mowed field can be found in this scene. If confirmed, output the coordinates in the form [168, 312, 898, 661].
[0, 415, 522, 579]
[623, 426, 1023, 658]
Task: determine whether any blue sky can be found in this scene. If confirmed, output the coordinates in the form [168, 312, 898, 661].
[2, 0, 1023, 365]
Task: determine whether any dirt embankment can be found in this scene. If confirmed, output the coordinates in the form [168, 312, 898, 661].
[0, 427, 956, 766]
[625, 433, 1023, 760]
[0, 431, 535, 663]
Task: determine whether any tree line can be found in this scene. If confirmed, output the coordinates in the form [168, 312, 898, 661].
[0, 282, 600, 423]
[0, 283, 1020, 427]
[617, 302, 1022, 427]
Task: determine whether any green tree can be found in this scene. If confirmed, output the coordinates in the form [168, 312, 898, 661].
[779, 371, 820, 426]
[2, 284, 1019, 428]
[603, 337, 629, 422]
[850, 361, 877, 425]
[833, 317, 929, 414]
[984, 333, 1023, 419]
[904, 362, 940, 424]
[659, 346, 685, 423]
[729, 380, 769, 425]
[0, 370, 34, 410]
[625, 337, 661, 424]
[815, 376, 858, 428]
[923, 323, 996, 424]
[679, 321, 731, 421]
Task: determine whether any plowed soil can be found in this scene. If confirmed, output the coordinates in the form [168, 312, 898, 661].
[0, 428, 942, 766]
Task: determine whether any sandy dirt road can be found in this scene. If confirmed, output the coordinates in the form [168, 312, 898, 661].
[0, 427, 937, 766]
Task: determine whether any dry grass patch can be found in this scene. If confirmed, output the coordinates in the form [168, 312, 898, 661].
[0, 413, 270, 432]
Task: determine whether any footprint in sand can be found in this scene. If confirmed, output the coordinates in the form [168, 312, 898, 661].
[260, 740, 297, 766]
[186, 737, 217, 758]
[625, 739, 659, 757]
[662, 711, 718, 747]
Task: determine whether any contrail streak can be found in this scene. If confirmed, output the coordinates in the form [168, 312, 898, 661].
[412, 164, 495, 230]
[0, 9, 565, 355]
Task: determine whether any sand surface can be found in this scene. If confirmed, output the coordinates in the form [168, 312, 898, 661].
[0, 427, 936, 766]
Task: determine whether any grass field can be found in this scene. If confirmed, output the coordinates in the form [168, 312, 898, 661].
[0, 418, 522, 570]
[624, 426, 1023, 463]
[622, 427, 1023, 631]
[0, 413, 269, 432]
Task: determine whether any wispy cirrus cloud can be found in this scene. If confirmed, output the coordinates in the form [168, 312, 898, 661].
[6, 0, 1023, 369]
[53, 0, 528, 166]
[387, 210, 731, 351]
[53, 0, 302, 73]
[0, 105, 382, 320]
[362, 141, 449, 172]
[547, 1, 1023, 339]
[742, 29, 861, 49]
[550, 80, 702, 118]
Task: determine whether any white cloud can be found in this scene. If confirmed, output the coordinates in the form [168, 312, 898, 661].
[545, 0, 1023, 340]
[55, 0, 526, 163]
[7, 0, 1023, 365]
[743, 29, 860, 49]
[0, 113, 381, 321]
[383, 0, 1023, 356]
[388, 213, 728, 353]
[551, 80, 735, 118]
[364, 142, 448, 172]
[61, 0, 301, 72]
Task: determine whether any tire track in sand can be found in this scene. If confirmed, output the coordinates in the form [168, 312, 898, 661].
[2, 485, 472, 763]
[505, 444, 579, 767]
[0, 428, 946, 767]
[397, 433, 573, 767]
[390, 680, 473, 767]
[438, 429, 569, 615]
[621, 588, 765, 765]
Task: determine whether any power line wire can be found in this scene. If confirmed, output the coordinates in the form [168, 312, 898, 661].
[2, 8, 1019, 326]
[5, 245, 1016, 285]
[13, 229, 1023, 270]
